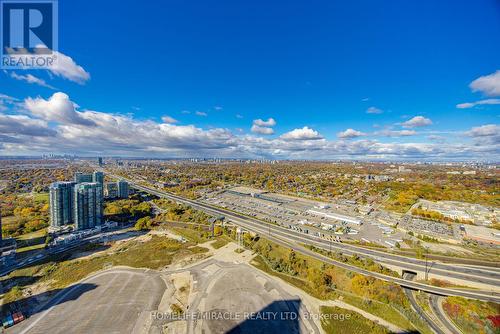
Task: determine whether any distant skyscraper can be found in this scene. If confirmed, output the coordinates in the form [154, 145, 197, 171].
[74, 183, 103, 230]
[98, 157, 103, 167]
[75, 172, 93, 183]
[117, 180, 129, 199]
[49, 182, 76, 228]
[92, 171, 104, 185]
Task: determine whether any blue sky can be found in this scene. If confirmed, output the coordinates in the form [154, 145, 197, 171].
[0, 0, 499, 159]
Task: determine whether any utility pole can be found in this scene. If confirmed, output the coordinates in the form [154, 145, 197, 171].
[424, 248, 429, 281]
[425, 255, 428, 281]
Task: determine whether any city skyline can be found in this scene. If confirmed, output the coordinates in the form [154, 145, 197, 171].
[0, 2, 498, 332]
[0, 0, 499, 160]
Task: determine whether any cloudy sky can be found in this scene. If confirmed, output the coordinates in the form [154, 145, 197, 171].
[1, 0, 499, 160]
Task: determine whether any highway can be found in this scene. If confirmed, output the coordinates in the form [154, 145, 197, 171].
[129, 181, 500, 284]
[0, 227, 129, 277]
[429, 295, 461, 334]
[148, 185, 500, 284]
[403, 289, 445, 334]
[124, 179, 500, 303]
[402, 273, 447, 334]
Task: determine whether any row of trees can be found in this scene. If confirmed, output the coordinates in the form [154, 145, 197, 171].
[411, 207, 474, 225]
[104, 198, 152, 222]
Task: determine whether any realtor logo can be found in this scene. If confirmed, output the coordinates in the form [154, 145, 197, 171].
[1, 0, 58, 69]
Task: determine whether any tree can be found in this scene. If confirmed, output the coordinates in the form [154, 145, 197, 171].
[135, 216, 152, 230]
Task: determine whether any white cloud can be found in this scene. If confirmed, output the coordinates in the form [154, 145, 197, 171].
[402, 116, 432, 128]
[195, 111, 207, 117]
[0, 93, 18, 112]
[251, 125, 274, 135]
[253, 118, 276, 127]
[251, 118, 276, 135]
[366, 106, 383, 114]
[456, 98, 500, 109]
[9, 72, 55, 89]
[379, 129, 417, 137]
[0, 92, 498, 160]
[280, 127, 323, 140]
[465, 124, 500, 146]
[0, 114, 55, 137]
[427, 135, 445, 143]
[161, 115, 178, 124]
[470, 70, 500, 97]
[0, 94, 17, 101]
[337, 128, 366, 139]
[214, 106, 223, 111]
[48, 51, 90, 84]
[3, 49, 89, 84]
[466, 124, 499, 137]
[236, 114, 243, 119]
[24, 92, 95, 126]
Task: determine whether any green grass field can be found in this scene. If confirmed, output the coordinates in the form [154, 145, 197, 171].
[15, 229, 47, 241]
[320, 306, 390, 334]
[32, 192, 49, 203]
[210, 236, 231, 249]
[170, 226, 211, 243]
[16, 243, 46, 255]
[15, 229, 48, 257]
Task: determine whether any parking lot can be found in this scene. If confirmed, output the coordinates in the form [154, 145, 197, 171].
[399, 216, 456, 239]
[203, 187, 406, 247]
[10, 269, 166, 334]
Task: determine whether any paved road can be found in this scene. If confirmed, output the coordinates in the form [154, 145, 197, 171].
[429, 295, 461, 334]
[10, 268, 166, 334]
[403, 288, 445, 334]
[402, 273, 446, 334]
[124, 179, 500, 303]
[135, 182, 500, 284]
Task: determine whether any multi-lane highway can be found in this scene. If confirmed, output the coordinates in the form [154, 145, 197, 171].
[0, 227, 129, 278]
[121, 178, 500, 303]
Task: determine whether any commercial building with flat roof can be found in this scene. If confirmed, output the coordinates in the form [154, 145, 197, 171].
[307, 209, 362, 225]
